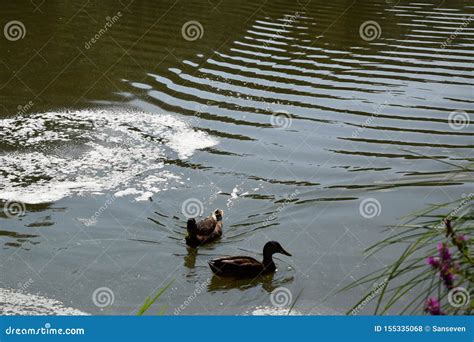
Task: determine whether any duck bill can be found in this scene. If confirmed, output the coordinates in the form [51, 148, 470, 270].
[280, 248, 292, 256]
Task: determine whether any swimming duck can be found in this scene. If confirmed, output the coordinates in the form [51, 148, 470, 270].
[208, 241, 291, 278]
[185, 209, 224, 247]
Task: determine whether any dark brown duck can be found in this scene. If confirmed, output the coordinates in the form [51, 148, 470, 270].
[185, 209, 223, 247]
[208, 241, 291, 278]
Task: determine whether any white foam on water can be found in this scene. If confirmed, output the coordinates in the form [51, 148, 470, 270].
[226, 183, 253, 208]
[0, 288, 88, 315]
[0, 109, 218, 204]
[247, 305, 340, 315]
[246, 306, 302, 316]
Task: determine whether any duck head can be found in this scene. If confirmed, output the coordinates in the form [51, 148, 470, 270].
[263, 241, 292, 258]
[213, 209, 224, 221]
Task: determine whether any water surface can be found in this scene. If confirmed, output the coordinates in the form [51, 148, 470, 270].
[0, 0, 473, 315]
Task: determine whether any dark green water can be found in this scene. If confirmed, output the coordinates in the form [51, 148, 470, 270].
[0, 0, 473, 315]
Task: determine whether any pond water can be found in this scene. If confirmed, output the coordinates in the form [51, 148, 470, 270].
[0, 0, 473, 315]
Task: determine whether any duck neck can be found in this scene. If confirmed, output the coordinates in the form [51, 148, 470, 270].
[262, 253, 275, 270]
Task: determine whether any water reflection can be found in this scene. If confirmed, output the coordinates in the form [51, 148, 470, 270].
[0, 230, 39, 250]
[208, 271, 294, 293]
[184, 247, 198, 269]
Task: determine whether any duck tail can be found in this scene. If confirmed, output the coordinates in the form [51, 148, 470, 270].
[187, 218, 197, 237]
[185, 218, 199, 247]
[208, 260, 218, 274]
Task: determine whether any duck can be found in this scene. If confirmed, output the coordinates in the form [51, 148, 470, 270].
[185, 209, 224, 247]
[208, 241, 291, 278]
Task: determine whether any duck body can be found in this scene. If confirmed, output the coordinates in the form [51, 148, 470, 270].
[208, 256, 276, 277]
[185, 209, 223, 247]
[208, 241, 291, 278]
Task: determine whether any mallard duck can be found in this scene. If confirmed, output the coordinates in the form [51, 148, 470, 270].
[185, 209, 223, 247]
[208, 241, 291, 278]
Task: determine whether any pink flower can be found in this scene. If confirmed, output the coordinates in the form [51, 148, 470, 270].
[426, 256, 440, 268]
[442, 273, 455, 288]
[439, 263, 456, 289]
[437, 242, 452, 262]
[425, 297, 444, 315]
[455, 234, 468, 245]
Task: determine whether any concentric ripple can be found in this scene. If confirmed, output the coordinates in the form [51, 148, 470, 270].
[129, 2, 473, 196]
